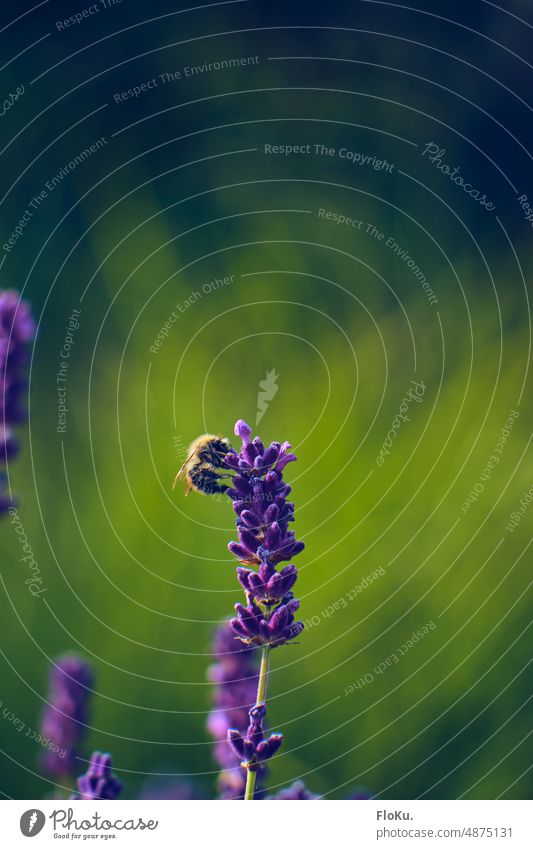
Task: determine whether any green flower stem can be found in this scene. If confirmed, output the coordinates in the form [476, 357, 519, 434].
[244, 645, 270, 800]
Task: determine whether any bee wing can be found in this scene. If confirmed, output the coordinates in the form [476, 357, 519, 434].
[171, 450, 196, 490]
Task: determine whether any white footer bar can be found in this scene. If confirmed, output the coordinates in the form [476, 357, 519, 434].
[1, 799, 531, 848]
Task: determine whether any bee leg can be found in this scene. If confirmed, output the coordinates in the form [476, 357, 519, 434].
[201, 464, 233, 481]
[212, 482, 229, 493]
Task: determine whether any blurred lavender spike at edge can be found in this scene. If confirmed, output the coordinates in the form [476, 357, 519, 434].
[0, 289, 36, 515]
[207, 621, 260, 799]
[40, 653, 93, 778]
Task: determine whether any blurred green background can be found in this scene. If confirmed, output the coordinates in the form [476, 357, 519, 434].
[0, 1, 531, 799]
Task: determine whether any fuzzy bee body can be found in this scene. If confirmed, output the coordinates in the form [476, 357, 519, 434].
[173, 434, 233, 495]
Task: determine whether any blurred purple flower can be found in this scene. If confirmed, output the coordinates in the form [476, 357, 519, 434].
[74, 751, 122, 800]
[0, 289, 35, 514]
[40, 654, 93, 777]
[272, 780, 319, 800]
[207, 622, 259, 799]
[0, 290, 35, 425]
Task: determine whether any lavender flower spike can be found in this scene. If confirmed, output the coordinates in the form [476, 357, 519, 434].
[74, 751, 122, 800]
[40, 654, 93, 778]
[225, 419, 304, 649]
[227, 703, 283, 773]
[0, 289, 35, 516]
[221, 419, 305, 799]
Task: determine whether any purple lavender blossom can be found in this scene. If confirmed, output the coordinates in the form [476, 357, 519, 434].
[0, 289, 35, 514]
[231, 594, 303, 648]
[272, 780, 319, 800]
[0, 475, 13, 513]
[0, 290, 35, 426]
[207, 622, 259, 799]
[227, 703, 283, 773]
[225, 420, 303, 567]
[225, 419, 304, 648]
[40, 654, 93, 777]
[74, 751, 122, 800]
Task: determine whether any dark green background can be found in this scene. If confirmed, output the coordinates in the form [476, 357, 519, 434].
[0, 0, 531, 799]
